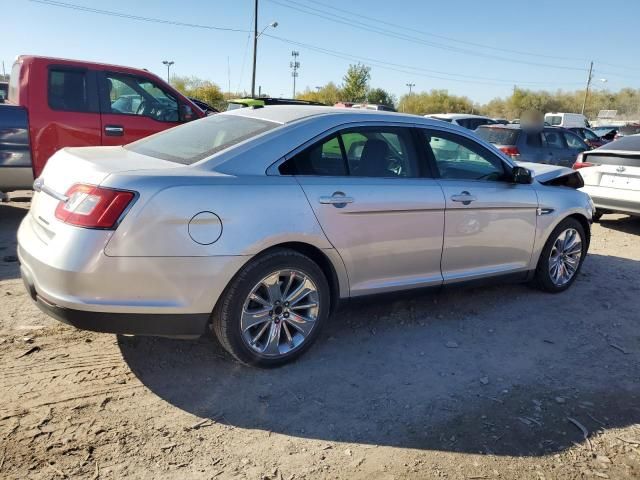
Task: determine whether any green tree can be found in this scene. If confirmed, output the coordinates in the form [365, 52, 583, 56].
[367, 87, 395, 108]
[297, 82, 343, 105]
[171, 75, 225, 111]
[342, 63, 371, 103]
[398, 89, 474, 115]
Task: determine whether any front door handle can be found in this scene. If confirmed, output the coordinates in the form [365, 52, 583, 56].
[450, 191, 477, 205]
[319, 192, 354, 208]
[104, 125, 124, 136]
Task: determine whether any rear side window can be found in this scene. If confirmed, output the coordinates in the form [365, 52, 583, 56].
[280, 127, 419, 178]
[48, 69, 90, 112]
[547, 115, 562, 126]
[8, 62, 21, 103]
[563, 132, 587, 150]
[475, 127, 519, 145]
[543, 131, 566, 149]
[126, 114, 278, 165]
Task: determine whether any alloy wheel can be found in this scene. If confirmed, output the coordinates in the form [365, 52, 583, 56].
[548, 228, 582, 286]
[240, 269, 320, 357]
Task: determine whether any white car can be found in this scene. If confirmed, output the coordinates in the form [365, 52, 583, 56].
[424, 114, 497, 130]
[574, 135, 640, 220]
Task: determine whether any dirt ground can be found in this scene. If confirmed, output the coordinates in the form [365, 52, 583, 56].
[1, 192, 639, 480]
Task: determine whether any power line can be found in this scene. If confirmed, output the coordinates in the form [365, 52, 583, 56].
[266, 0, 590, 72]
[290, 0, 589, 63]
[263, 33, 584, 87]
[29, 0, 251, 33]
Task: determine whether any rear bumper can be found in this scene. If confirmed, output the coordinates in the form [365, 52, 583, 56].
[581, 185, 640, 216]
[21, 263, 210, 336]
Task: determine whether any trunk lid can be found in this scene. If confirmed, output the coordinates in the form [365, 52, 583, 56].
[30, 146, 180, 230]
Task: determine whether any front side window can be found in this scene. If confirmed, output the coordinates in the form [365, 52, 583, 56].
[583, 129, 599, 141]
[279, 127, 419, 178]
[106, 73, 179, 122]
[48, 69, 89, 112]
[423, 131, 507, 181]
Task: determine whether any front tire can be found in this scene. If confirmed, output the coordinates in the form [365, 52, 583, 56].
[211, 248, 330, 367]
[533, 217, 587, 293]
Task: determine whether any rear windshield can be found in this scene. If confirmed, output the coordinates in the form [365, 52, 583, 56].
[618, 125, 640, 136]
[126, 114, 279, 164]
[475, 127, 519, 145]
[598, 135, 640, 152]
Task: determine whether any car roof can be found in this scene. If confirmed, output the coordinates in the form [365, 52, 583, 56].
[223, 105, 443, 126]
[426, 113, 491, 120]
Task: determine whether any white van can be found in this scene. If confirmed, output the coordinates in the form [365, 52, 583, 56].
[544, 112, 590, 128]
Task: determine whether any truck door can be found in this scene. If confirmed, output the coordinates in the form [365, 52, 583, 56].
[98, 71, 181, 146]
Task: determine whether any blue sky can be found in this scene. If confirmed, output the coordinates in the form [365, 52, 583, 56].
[3, 0, 640, 103]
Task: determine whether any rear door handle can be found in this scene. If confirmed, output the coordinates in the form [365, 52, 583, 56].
[319, 192, 354, 208]
[104, 125, 124, 136]
[450, 191, 476, 205]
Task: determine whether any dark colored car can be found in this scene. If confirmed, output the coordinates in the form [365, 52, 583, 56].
[227, 97, 326, 110]
[615, 124, 640, 139]
[568, 127, 606, 148]
[0, 81, 7, 103]
[476, 124, 589, 167]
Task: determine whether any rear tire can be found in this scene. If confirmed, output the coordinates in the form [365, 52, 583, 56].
[532, 217, 587, 293]
[211, 248, 330, 367]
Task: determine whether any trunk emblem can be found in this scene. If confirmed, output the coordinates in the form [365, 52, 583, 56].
[616, 166, 626, 173]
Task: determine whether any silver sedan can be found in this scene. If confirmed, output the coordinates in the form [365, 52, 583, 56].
[18, 106, 594, 366]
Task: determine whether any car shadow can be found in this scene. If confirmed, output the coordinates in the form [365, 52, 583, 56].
[598, 215, 640, 235]
[119, 253, 640, 456]
[0, 204, 28, 281]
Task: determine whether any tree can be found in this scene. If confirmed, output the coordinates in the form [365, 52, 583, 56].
[342, 63, 371, 103]
[171, 75, 225, 111]
[397, 89, 474, 115]
[297, 82, 343, 105]
[367, 88, 395, 108]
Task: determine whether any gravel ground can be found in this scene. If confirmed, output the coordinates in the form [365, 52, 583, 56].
[1, 192, 639, 479]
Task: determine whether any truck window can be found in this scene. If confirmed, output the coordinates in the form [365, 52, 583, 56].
[48, 69, 90, 112]
[105, 73, 179, 122]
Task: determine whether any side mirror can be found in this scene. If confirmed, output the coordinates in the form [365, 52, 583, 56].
[512, 166, 533, 184]
[180, 103, 195, 122]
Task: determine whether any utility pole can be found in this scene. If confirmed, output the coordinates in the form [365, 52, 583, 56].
[290, 51, 300, 98]
[581, 61, 594, 115]
[406, 83, 415, 95]
[227, 56, 231, 98]
[162, 60, 174, 83]
[251, 0, 258, 97]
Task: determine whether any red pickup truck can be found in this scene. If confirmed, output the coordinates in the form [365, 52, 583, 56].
[0, 56, 205, 193]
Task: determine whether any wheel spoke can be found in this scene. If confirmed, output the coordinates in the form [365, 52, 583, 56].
[287, 312, 315, 337]
[249, 293, 271, 309]
[263, 322, 282, 355]
[286, 278, 314, 306]
[251, 321, 271, 346]
[282, 271, 297, 299]
[282, 321, 294, 347]
[290, 302, 318, 310]
[262, 272, 283, 304]
[241, 307, 271, 332]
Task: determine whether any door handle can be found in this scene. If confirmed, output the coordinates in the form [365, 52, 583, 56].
[450, 191, 476, 205]
[104, 125, 124, 136]
[319, 192, 354, 208]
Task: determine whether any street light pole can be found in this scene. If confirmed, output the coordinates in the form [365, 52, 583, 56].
[251, 0, 258, 98]
[406, 83, 415, 95]
[290, 51, 300, 98]
[162, 60, 174, 83]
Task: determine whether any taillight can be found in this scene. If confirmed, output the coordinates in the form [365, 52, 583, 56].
[499, 146, 520, 157]
[572, 162, 595, 170]
[55, 184, 135, 229]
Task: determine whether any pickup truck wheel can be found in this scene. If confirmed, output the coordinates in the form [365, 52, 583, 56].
[211, 249, 330, 367]
[533, 218, 586, 293]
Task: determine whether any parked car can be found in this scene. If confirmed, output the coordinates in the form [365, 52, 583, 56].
[493, 118, 510, 125]
[573, 134, 640, 220]
[19, 106, 592, 367]
[476, 124, 589, 167]
[0, 55, 206, 193]
[425, 113, 498, 130]
[614, 123, 640, 139]
[189, 97, 219, 115]
[0, 81, 8, 103]
[227, 97, 325, 110]
[544, 112, 590, 128]
[568, 127, 607, 149]
[592, 126, 618, 142]
[351, 103, 396, 112]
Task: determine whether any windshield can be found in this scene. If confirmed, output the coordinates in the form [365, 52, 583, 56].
[126, 114, 279, 164]
[475, 127, 519, 145]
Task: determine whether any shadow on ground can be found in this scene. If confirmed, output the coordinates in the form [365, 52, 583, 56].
[0, 204, 28, 281]
[599, 215, 640, 236]
[120, 253, 640, 457]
